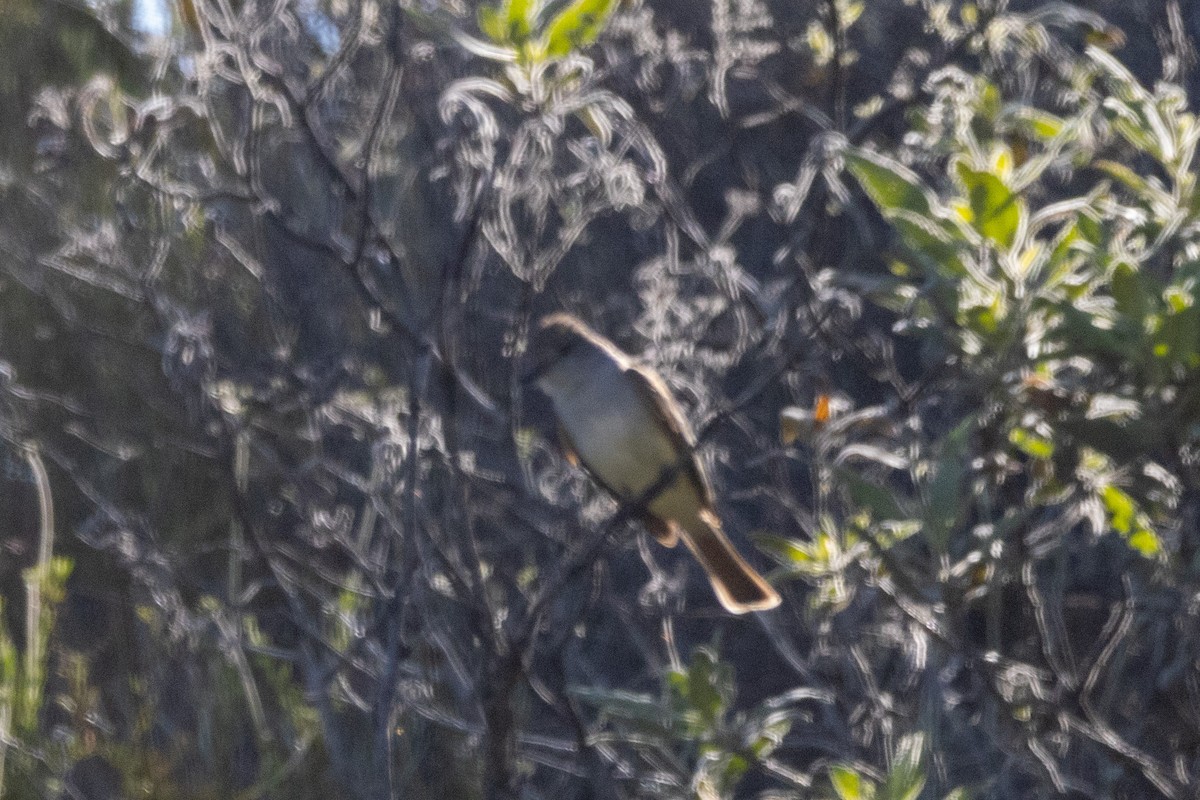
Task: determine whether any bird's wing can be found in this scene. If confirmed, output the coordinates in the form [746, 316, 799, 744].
[555, 409, 679, 547]
[622, 361, 716, 508]
[554, 419, 616, 496]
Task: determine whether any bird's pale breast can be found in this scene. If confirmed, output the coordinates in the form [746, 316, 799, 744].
[540, 349, 704, 520]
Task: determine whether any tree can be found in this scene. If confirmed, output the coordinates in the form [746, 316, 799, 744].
[2, 1, 1199, 798]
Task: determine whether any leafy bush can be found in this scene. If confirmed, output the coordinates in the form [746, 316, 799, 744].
[3, 1, 1199, 799]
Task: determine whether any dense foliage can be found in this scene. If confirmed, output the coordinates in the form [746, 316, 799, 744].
[2, 1, 1199, 798]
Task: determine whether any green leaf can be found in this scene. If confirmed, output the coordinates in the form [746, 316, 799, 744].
[749, 717, 792, 759]
[569, 686, 672, 727]
[977, 81, 1002, 122]
[1094, 159, 1163, 204]
[0, 598, 16, 692]
[1091, 47, 1178, 166]
[1009, 427, 1054, 459]
[1059, 306, 1142, 361]
[807, 20, 834, 66]
[887, 209, 969, 277]
[960, 289, 1005, 336]
[844, 149, 978, 278]
[1100, 485, 1163, 558]
[837, 466, 906, 520]
[678, 648, 732, 728]
[884, 733, 926, 800]
[722, 753, 750, 783]
[1110, 262, 1149, 321]
[478, 4, 507, 41]
[831, 765, 868, 800]
[506, 0, 535, 42]
[1013, 107, 1065, 140]
[955, 161, 1022, 249]
[542, 0, 617, 58]
[1165, 285, 1192, 314]
[478, 0, 537, 44]
[752, 532, 816, 566]
[845, 149, 937, 218]
[1156, 303, 1200, 367]
[1102, 484, 1136, 533]
[1075, 211, 1104, 247]
[922, 419, 973, 553]
[1128, 528, 1161, 557]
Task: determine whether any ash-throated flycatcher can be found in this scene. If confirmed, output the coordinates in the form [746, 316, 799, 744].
[527, 313, 780, 613]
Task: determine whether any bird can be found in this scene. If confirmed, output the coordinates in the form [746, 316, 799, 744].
[526, 313, 781, 613]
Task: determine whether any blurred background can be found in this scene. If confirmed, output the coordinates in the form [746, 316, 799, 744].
[2, 0, 1200, 798]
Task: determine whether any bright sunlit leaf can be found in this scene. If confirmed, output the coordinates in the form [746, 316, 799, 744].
[830, 765, 868, 800]
[885, 733, 926, 800]
[845, 149, 937, 218]
[1009, 427, 1054, 459]
[955, 161, 1022, 249]
[542, 0, 617, 58]
[1128, 528, 1161, 557]
[1102, 484, 1136, 533]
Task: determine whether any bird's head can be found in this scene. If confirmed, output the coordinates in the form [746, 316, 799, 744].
[522, 313, 597, 387]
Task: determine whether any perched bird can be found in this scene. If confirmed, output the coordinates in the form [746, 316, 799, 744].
[527, 313, 781, 614]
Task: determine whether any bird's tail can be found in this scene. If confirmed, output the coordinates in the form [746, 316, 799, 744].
[680, 509, 781, 613]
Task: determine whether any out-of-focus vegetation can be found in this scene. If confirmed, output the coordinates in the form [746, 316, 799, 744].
[2, 0, 1199, 798]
